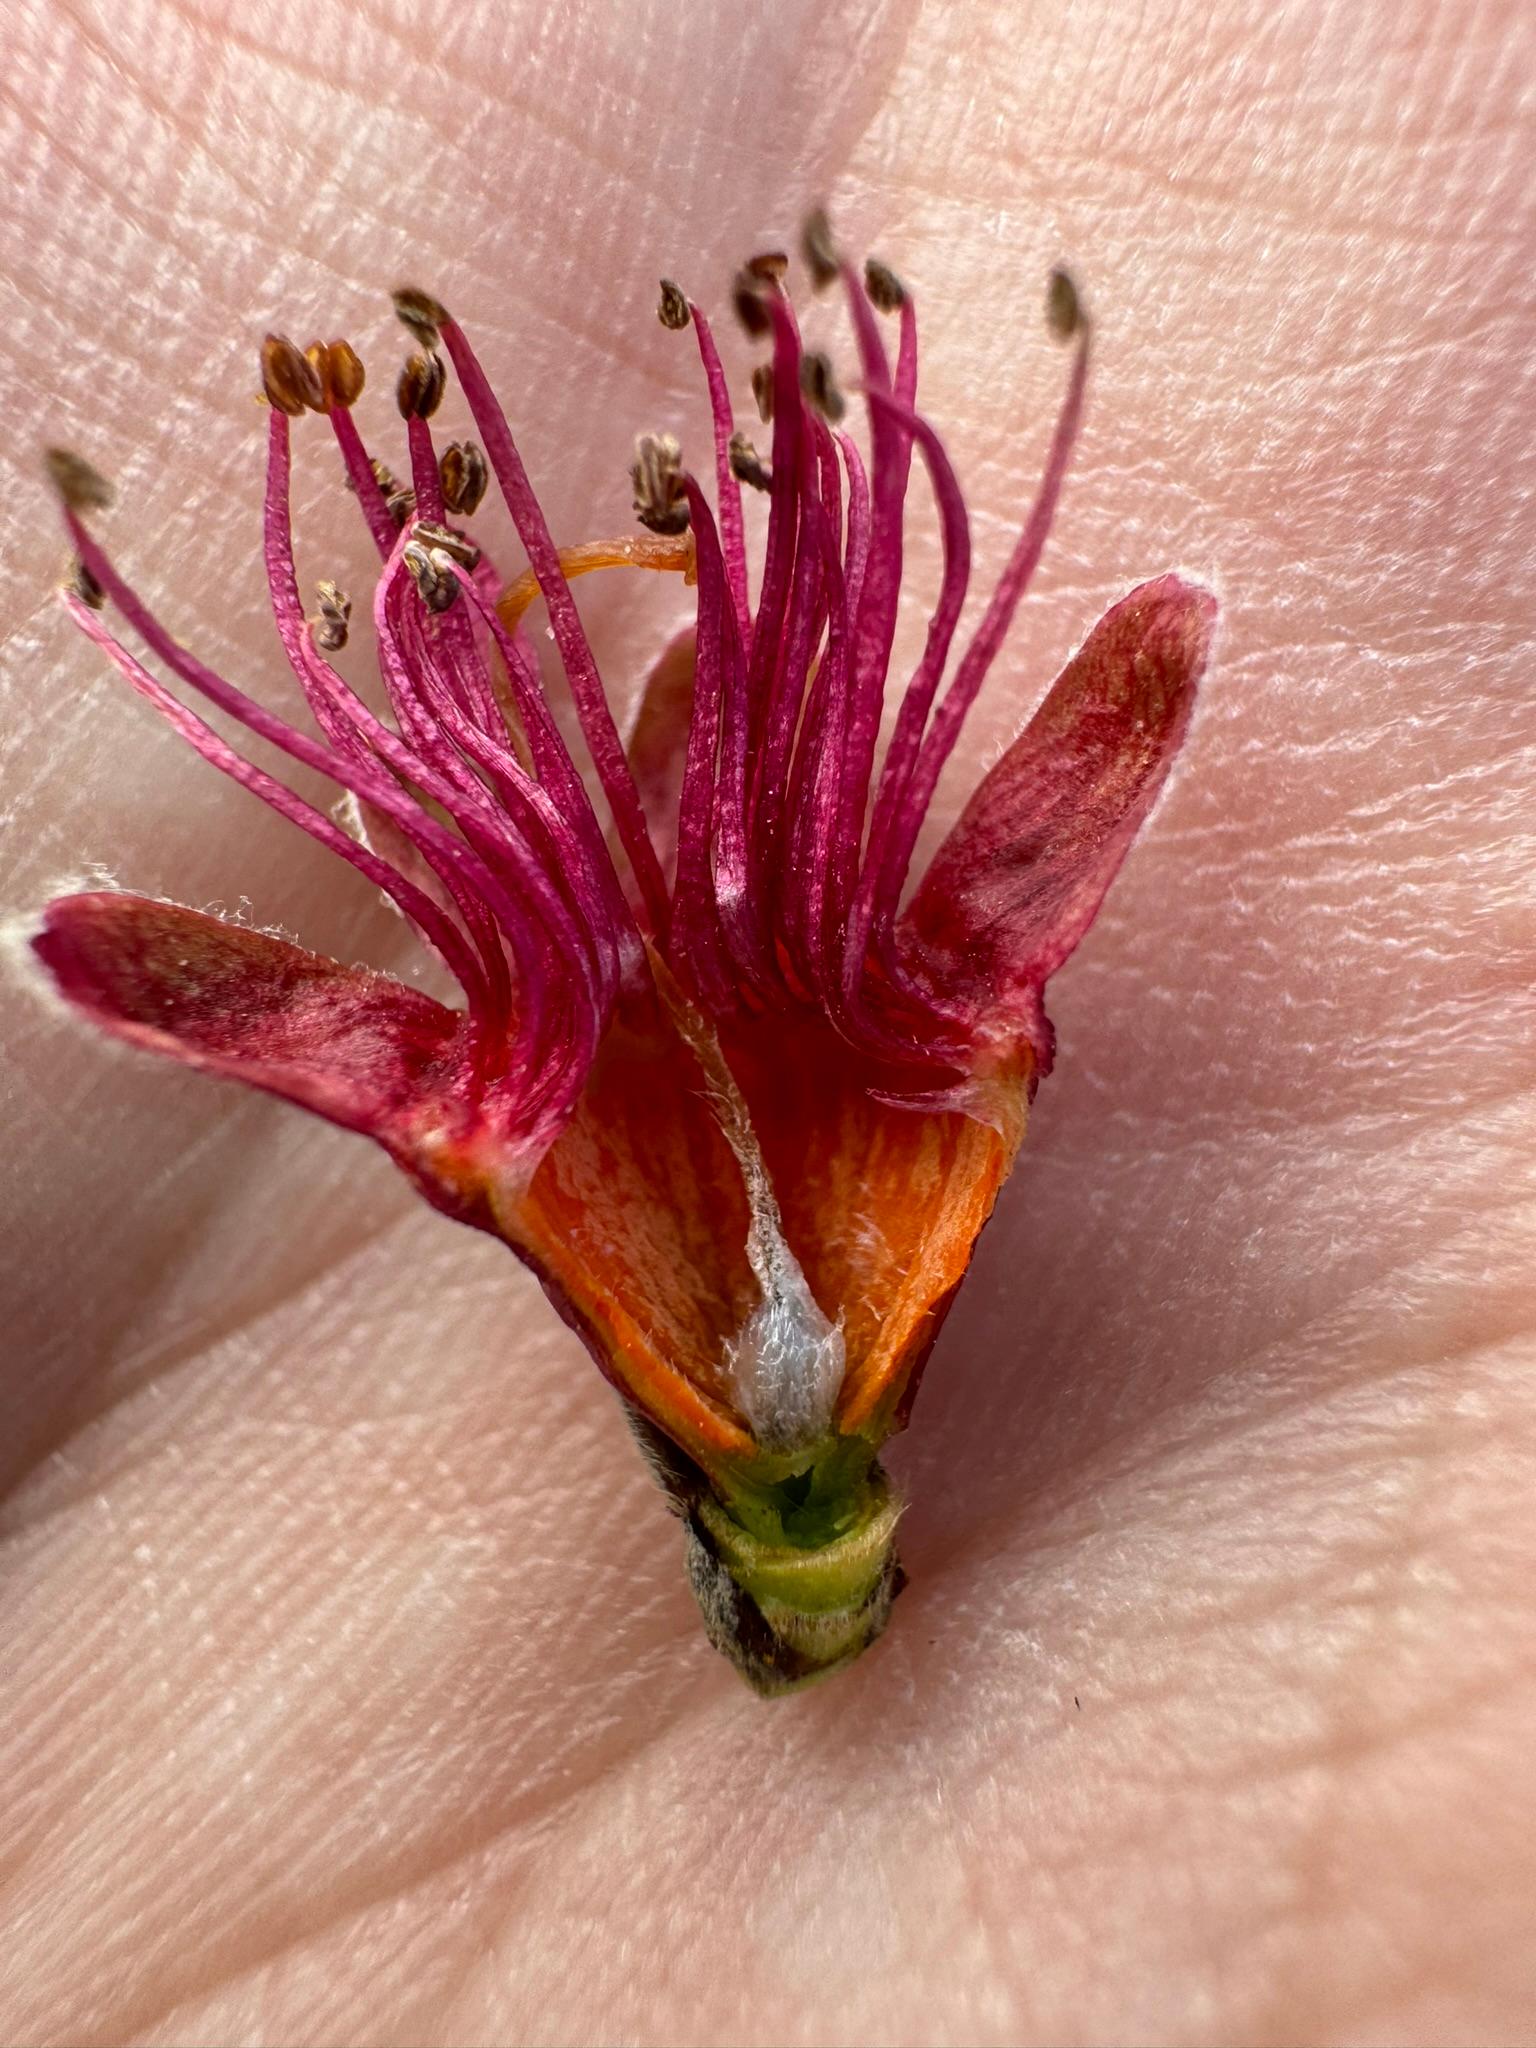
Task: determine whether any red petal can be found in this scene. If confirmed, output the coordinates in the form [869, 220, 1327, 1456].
[33, 894, 463, 1144]
[906, 575, 1216, 1036]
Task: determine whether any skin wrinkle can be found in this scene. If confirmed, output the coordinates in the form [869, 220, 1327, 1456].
[2, 0, 1535, 2043]
[0, 1202, 419, 1535]
[2, 1430, 709, 2045]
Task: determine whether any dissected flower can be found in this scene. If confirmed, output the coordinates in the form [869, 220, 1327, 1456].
[32, 219, 1216, 1693]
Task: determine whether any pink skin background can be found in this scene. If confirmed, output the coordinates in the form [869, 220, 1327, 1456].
[2, 0, 1534, 2042]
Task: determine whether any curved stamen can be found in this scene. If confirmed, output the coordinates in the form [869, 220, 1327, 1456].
[61, 591, 499, 1068]
[328, 407, 399, 559]
[843, 388, 973, 994]
[746, 294, 807, 762]
[891, 315, 1091, 911]
[685, 301, 750, 641]
[62, 510, 580, 1093]
[680, 475, 769, 998]
[434, 311, 672, 938]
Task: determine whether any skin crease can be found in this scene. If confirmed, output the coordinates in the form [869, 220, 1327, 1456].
[1, 0, 1533, 2038]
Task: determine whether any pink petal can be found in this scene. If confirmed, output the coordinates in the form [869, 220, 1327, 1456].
[33, 894, 465, 1145]
[905, 575, 1217, 1040]
[624, 628, 696, 888]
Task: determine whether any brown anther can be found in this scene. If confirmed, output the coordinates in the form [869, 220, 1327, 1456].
[631, 431, 690, 537]
[728, 430, 771, 492]
[309, 578, 352, 652]
[439, 439, 488, 516]
[751, 363, 775, 424]
[864, 257, 907, 314]
[397, 350, 446, 420]
[1047, 267, 1084, 341]
[306, 339, 366, 411]
[66, 557, 106, 608]
[261, 333, 324, 416]
[732, 270, 772, 339]
[402, 538, 458, 613]
[411, 519, 481, 571]
[799, 350, 846, 423]
[354, 456, 415, 528]
[800, 207, 839, 291]
[657, 278, 691, 331]
[745, 250, 789, 286]
[393, 286, 449, 351]
[44, 448, 115, 513]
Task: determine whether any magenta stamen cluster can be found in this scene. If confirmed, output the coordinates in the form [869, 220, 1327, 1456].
[55, 248, 1087, 1163]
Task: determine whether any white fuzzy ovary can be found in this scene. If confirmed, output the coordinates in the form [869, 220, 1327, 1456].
[725, 1147, 846, 1451]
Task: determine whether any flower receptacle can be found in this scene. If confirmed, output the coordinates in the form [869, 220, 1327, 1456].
[686, 1450, 904, 1695]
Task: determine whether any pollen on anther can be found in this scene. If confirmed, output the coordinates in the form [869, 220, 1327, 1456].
[402, 539, 457, 613]
[631, 431, 690, 536]
[393, 286, 449, 351]
[732, 271, 772, 340]
[306, 339, 366, 411]
[745, 251, 789, 287]
[439, 440, 488, 516]
[358, 457, 416, 529]
[728, 431, 771, 492]
[309, 579, 351, 652]
[1047, 267, 1085, 340]
[397, 351, 446, 420]
[800, 207, 839, 291]
[657, 279, 691, 331]
[411, 519, 480, 571]
[261, 334, 324, 416]
[45, 448, 115, 513]
[67, 556, 106, 608]
[751, 364, 774, 424]
[864, 258, 907, 314]
[799, 350, 846, 423]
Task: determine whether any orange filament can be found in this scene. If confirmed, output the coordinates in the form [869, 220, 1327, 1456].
[496, 531, 697, 635]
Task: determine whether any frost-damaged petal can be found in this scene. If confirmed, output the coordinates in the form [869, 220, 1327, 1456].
[906, 575, 1217, 1047]
[32, 894, 465, 1145]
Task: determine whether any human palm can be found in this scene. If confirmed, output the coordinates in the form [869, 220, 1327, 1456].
[3, 1, 1534, 2041]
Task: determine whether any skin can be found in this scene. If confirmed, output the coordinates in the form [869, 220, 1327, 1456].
[2, 0, 1533, 2040]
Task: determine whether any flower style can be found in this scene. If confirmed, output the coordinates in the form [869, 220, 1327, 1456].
[33, 216, 1216, 1693]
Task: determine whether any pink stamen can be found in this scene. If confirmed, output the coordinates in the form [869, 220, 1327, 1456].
[885, 322, 1091, 927]
[61, 590, 495, 1051]
[843, 388, 973, 991]
[437, 315, 671, 938]
[52, 244, 1105, 1146]
[687, 303, 750, 642]
[328, 406, 397, 559]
